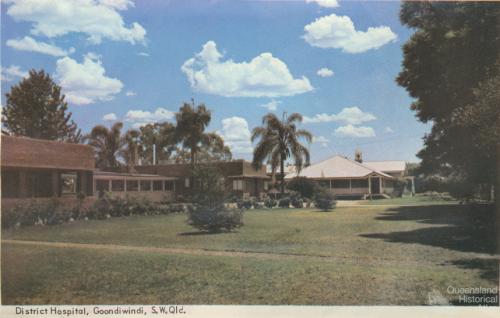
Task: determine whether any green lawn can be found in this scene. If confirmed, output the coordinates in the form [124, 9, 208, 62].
[2, 203, 498, 305]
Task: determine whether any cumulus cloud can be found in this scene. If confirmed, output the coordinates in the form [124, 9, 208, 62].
[6, 36, 75, 57]
[137, 52, 150, 57]
[335, 125, 375, 138]
[1, 65, 28, 82]
[317, 67, 334, 77]
[124, 107, 175, 128]
[306, 0, 339, 8]
[4, 0, 146, 45]
[313, 135, 330, 147]
[384, 126, 394, 133]
[303, 106, 376, 125]
[181, 41, 313, 97]
[102, 113, 118, 121]
[219, 117, 253, 154]
[125, 90, 137, 97]
[260, 99, 281, 111]
[303, 13, 397, 53]
[55, 53, 123, 105]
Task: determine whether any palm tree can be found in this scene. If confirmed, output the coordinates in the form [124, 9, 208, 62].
[86, 122, 127, 169]
[251, 112, 312, 194]
[175, 100, 212, 164]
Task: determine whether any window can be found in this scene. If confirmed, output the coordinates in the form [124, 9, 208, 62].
[233, 180, 243, 191]
[126, 180, 139, 191]
[351, 179, 368, 188]
[332, 180, 350, 189]
[264, 181, 269, 191]
[184, 177, 190, 188]
[140, 180, 151, 191]
[165, 180, 175, 191]
[96, 179, 109, 192]
[153, 180, 163, 191]
[61, 173, 77, 194]
[111, 180, 125, 192]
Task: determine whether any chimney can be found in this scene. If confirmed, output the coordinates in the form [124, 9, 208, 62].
[355, 149, 363, 163]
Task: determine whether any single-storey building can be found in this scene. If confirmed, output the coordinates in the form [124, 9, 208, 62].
[284, 154, 411, 198]
[135, 160, 270, 199]
[1, 135, 95, 209]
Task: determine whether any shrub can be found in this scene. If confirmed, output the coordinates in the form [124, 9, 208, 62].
[286, 177, 318, 199]
[264, 198, 277, 208]
[289, 191, 304, 208]
[314, 188, 336, 211]
[278, 197, 290, 208]
[187, 164, 244, 232]
[241, 198, 253, 209]
[187, 207, 243, 232]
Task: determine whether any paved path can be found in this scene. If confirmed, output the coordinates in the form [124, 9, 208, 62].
[3, 239, 497, 267]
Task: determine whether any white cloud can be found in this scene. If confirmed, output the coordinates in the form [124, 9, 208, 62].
[125, 90, 137, 97]
[335, 125, 375, 138]
[313, 135, 330, 147]
[219, 117, 253, 154]
[384, 126, 394, 133]
[316, 67, 334, 77]
[306, 0, 339, 8]
[260, 99, 281, 111]
[102, 112, 118, 121]
[55, 53, 123, 105]
[303, 106, 376, 125]
[5, 0, 146, 45]
[124, 107, 175, 128]
[181, 41, 313, 97]
[137, 52, 149, 57]
[6, 36, 75, 57]
[303, 13, 397, 53]
[1, 65, 28, 82]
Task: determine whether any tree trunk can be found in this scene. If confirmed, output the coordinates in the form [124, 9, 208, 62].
[190, 148, 196, 165]
[280, 156, 285, 194]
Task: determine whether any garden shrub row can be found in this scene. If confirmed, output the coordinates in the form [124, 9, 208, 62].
[1, 193, 194, 229]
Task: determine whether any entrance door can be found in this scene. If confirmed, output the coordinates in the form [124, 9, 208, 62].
[370, 177, 380, 194]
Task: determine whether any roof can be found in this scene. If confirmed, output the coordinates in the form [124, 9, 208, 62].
[1, 135, 94, 171]
[363, 161, 406, 173]
[94, 171, 177, 180]
[284, 155, 393, 180]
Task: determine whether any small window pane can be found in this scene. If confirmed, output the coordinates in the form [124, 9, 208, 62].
[153, 180, 163, 191]
[96, 179, 109, 192]
[165, 181, 175, 191]
[332, 180, 350, 189]
[61, 173, 77, 194]
[126, 180, 139, 191]
[184, 177, 190, 188]
[140, 180, 151, 191]
[112, 180, 125, 192]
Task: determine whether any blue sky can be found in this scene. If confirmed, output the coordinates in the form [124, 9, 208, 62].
[1, 0, 430, 163]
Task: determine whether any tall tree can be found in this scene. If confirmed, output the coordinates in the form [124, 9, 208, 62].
[175, 100, 212, 164]
[251, 112, 312, 194]
[2, 69, 82, 142]
[122, 129, 141, 172]
[397, 2, 500, 197]
[85, 122, 126, 169]
[139, 122, 176, 165]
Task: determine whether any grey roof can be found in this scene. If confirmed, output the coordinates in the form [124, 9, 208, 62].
[285, 155, 393, 179]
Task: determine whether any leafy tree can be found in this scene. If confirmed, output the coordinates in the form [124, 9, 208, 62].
[286, 177, 318, 199]
[122, 129, 141, 172]
[138, 122, 176, 164]
[397, 2, 500, 199]
[85, 122, 126, 169]
[2, 69, 81, 142]
[196, 133, 232, 162]
[251, 112, 312, 194]
[175, 100, 212, 164]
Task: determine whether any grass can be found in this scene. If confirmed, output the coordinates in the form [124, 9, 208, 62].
[359, 195, 459, 206]
[2, 202, 498, 305]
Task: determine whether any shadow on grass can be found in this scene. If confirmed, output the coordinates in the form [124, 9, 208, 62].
[177, 230, 240, 236]
[360, 204, 497, 254]
[360, 204, 499, 284]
